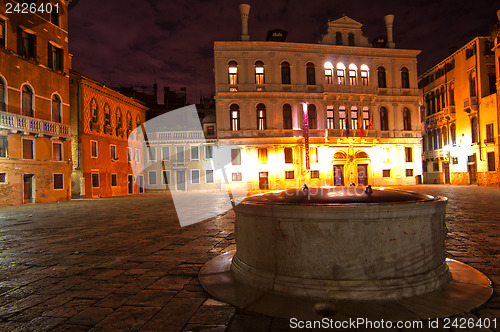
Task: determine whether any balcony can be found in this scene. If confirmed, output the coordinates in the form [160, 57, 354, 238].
[0, 110, 70, 138]
[423, 149, 445, 160]
[463, 97, 478, 112]
[157, 130, 205, 141]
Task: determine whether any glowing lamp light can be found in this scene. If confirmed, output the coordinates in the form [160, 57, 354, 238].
[255, 67, 264, 74]
[324, 61, 333, 69]
[302, 102, 308, 114]
[228, 67, 237, 74]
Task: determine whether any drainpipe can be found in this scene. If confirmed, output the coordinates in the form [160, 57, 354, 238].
[475, 39, 482, 161]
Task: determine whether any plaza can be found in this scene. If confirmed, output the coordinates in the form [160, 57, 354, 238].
[0, 185, 499, 331]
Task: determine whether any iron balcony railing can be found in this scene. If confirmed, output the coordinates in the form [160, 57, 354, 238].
[0, 110, 70, 138]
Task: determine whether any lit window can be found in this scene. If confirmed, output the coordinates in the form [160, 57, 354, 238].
[48, 43, 63, 71]
[324, 62, 333, 84]
[258, 148, 268, 164]
[228, 61, 238, 85]
[377, 66, 386, 88]
[91, 140, 98, 158]
[327, 106, 334, 129]
[310, 147, 318, 163]
[306, 63, 316, 85]
[360, 64, 369, 86]
[351, 107, 358, 129]
[22, 85, 34, 117]
[52, 142, 62, 161]
[257, 103, 266, 130]
[348, 64, 357, 85]
[283, 104, 292, 129]
[232, 172, 242, 181]
[255, 61, 265, 85]
[231, 148, 241, 165]
[285, 170, 294, 179]
[401, 67, 410, 89]
[281, 61, 291, 84]
[336, 63, 345, 85]
[362, 107, 370, 129]
[230, 104, 240, 131]
[339, 106, 346, 129]
[52, 95, 61, 123]
[191, 170, 200, 184]
[284, 147, 293, 163]
[53, 174, 63, 189]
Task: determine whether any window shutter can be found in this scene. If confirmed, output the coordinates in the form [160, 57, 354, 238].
[47, 43, 53, 68]
[17, 27, 23, 55]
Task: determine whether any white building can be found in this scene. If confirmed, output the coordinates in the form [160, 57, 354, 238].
[214, 5, 422, 191]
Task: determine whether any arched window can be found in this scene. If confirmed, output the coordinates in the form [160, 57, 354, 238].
[380, 107, 388, 130]
[336, 62, 345, 85]
[256, 103, 266, 130]
[440, 86, 446, 109]
[22, 85, 34, 117]
[308, 104, 317, 129]
[401, 67, 410, 88]
[126, 111, 132, 130]
[90, 98, 98, 123]
[469, 71, 476, 97]
[437, 128, 442, 149]
[116, 108, 123, 128]
[471, 116, 478, 143]
[324, 62, 333, 84]
[230, 104, 240, 131]
[335, 32, 342, 45]
[449, 83, 455, 106]
[0, 77, 6, 112]
[432, 130, 438, 150]
[425, 94, 431, 116]
[450, 123, 456, 145]
[281, 61, 291, 84]
[51, 94, 61, 123]
[348, 64, 357, 85]
[442, 126, 448, 146]
[338, 106, 346, 129]
[403, 107, 411, 131]
[228, 61, 238, 85]
[104, 103, 111, 127]
[436, 90, 442, 112]
[306, 62, 316, 85]
[360, 64, 369, 86]
[136, 115, 141, 129]
[427, 131, 433, 151]
[326, 106, 334, 129]
[283, 104, 292, 129]
[430, 91, 436, 114]
[255, 61, 264, 84]
[350, 106, 358, 129]
[348, 33, 355, 46]
[377, 66, 386, 88]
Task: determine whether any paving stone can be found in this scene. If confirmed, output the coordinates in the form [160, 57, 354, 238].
[188, 305, 236, 325]
[140, 297, 204, 332]
[125, 290, 177, 307]
[66, 306, 114, 327]
[90, 306, 159, 331]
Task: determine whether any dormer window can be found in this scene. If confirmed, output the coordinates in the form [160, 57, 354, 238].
[336, 63, 345, 85]
[324, 62, 333, 84]
[228, 61, 238, 85]
[255, 61, 264, 84]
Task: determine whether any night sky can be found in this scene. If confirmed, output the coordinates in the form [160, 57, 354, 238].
[69, 0, 499, 104]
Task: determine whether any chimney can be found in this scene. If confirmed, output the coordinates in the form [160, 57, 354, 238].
[384, 14, 395, 48]
[239, 4, 250, 41]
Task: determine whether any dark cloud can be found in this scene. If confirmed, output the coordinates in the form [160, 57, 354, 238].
[69, 0, 499, 103]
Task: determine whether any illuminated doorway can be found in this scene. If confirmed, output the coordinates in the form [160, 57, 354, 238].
[333, 165, 344, 186]
[443, 163, 450, 184]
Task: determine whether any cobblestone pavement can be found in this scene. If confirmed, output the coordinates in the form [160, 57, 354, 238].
[0, 185, 499, 331]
